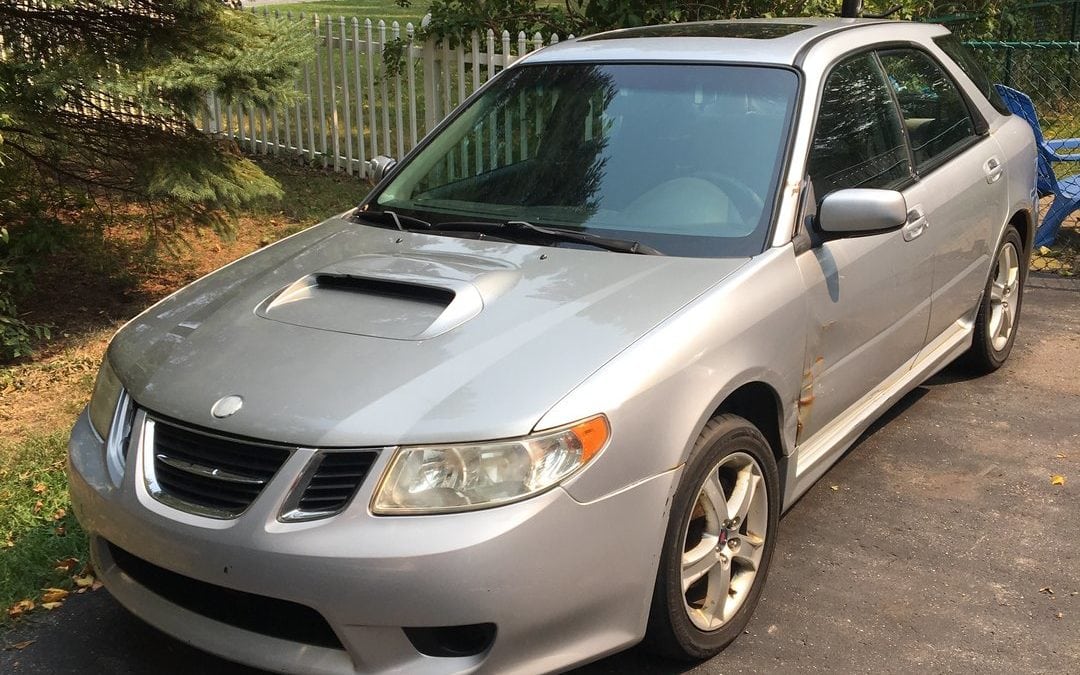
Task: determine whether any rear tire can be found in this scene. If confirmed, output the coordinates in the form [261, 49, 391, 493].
[644, 414, 780, 660]
[962, 226, 1025, 374]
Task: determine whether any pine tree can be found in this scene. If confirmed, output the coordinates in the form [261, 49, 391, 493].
[0, 0, 312, 227]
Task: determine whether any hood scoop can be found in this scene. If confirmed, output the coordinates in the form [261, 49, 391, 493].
[255, 254, 508, 340]
[311, 273, 456, 305]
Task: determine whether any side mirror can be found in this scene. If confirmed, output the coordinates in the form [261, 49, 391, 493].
[817, 188, 907, 237]
[370, 155, 397, 182]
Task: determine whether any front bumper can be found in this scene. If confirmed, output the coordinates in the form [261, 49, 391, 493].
[67, 410, 680, 674]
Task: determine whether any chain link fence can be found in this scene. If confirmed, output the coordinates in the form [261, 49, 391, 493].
[969, 40, 1079, 274]
[929, 1, 1080, 275]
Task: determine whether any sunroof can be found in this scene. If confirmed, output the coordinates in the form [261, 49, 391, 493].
[581, 22, 814, 41]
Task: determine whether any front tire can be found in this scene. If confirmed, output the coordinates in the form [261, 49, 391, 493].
[644, 414, 780, 660]
[962, 226, 1025, 373]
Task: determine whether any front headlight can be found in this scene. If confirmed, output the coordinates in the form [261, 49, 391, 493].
[88, 357, 123, 440]
[372, 415, 610, 514]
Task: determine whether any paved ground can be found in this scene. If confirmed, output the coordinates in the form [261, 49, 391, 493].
[3, 280, 1078, 674]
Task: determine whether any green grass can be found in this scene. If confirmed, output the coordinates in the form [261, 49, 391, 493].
[252, 155, 373, 225]
[0, 432, 88, 622]
[253, 0, 425, 23]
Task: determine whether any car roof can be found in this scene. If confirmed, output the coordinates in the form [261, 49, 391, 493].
[521, 18, 948, 66]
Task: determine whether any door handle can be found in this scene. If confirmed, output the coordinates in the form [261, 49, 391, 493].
[903, 206, 929, 242]
[984, 156, 1004, 184]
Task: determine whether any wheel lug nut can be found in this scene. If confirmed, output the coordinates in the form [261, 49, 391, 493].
[728, 538, 740, 549]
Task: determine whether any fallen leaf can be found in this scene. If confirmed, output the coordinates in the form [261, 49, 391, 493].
[829, 485, 839, 491]
[54, 524, 66, 536]
[41, 602, 63, 611]
[1057, 453, 1068, 459]
[1039, 245, 1053, 255]
[54, 557, 79, 573]
[3, 640, 34, 651]
[51, 508, 66, 521]
[41, 588, 68, 603]
[32, 500, 43, 514]
[7, 599, 34, 618]
[1056, 612, 1064, 619]
[32, 483, 46, 494]
[1051, 475, 1066, 486]
[73, 574, 94, 588]
[1039, 586, 1054, 595]
[91, 580, 103, 591]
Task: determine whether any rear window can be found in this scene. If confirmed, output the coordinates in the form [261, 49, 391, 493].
[933, 35, 1011, 115]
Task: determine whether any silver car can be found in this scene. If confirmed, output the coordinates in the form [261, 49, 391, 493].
[69, 18, 1036, 675]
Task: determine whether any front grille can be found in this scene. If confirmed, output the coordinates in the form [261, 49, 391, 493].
[293, 451, 378, 517]
[149, 418, 291, 518]
[106, 540, 343, 650]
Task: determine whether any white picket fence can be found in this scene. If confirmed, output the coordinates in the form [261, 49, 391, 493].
[202, 11, 571, 179]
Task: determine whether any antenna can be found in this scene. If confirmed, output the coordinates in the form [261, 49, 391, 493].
[840, 0, 864, 17]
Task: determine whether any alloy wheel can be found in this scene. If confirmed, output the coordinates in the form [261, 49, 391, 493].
[988, 242, 1021, 352]
[680, 451, 768, 631]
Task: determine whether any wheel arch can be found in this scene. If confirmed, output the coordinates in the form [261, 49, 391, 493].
[710, 382, 785, 461]
[706, 380, 790, 505]
[1008, 208, 1035, 258]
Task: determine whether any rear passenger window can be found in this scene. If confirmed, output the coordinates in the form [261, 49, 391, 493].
[807, 54, 911, 198]
[877, 49, 977, 169]
[933, 36, 1010, 115]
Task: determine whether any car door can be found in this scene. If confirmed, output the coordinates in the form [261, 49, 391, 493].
[876, 47, 1009, 347]
[795, 52, 933, 445]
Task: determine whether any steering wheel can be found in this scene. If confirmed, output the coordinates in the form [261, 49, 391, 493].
[689, 172, 766, 225]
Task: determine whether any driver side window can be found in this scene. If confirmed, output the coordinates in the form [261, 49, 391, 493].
[807, 53, 911, 198]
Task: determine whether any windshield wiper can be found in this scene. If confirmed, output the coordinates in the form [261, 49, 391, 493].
[355, 210, 663, 255]
[354, 209, 431, 231]
[434, 220, 663, 255]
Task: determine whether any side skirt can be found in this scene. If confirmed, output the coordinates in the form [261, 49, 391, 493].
[782, 318, 974, 511]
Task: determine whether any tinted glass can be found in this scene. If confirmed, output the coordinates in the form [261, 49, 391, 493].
[376, 64, 799, 257]
[933, 35, 1010, 115]
[878, 49, 977, 168]
[807, 54, 910, 197]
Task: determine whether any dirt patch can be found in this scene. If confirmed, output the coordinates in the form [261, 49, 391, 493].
[1031, 196, 1079, 276]
[0, 332, 112, 445]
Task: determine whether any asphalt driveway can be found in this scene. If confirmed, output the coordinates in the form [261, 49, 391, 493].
[3, 280, 1078, 674]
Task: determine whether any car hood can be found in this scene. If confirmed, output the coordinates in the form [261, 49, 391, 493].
[109, 216, 748, 447]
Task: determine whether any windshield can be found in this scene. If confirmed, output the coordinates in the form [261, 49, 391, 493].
[374, 63, 798, 257]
